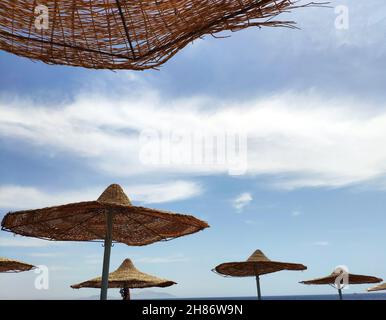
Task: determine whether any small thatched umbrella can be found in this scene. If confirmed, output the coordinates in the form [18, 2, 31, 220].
[368, 282, 386, 293]
[1, 184, 209, 300]
[301, 270, 383, 300]
[72, 258, 176, 300]
[213, 249, 307, 300]
[0, 1, 317, 70]
[0, 256, 35, 273]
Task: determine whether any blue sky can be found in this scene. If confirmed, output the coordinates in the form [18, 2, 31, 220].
[1, 1, 386, 299]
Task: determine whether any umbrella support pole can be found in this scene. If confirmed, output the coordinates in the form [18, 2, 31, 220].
[255, 275, 262, 300]
[338, 288, 343, 300]
[100, 212, 113, 300]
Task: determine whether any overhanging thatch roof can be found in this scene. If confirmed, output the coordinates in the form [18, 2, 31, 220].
[0, 0, 318, 70]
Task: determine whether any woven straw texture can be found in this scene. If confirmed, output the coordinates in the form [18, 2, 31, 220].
[72, 258, 176, 289]
[0, 0, 314, 70]
[1, 184, 209, 246]
[368, 282, 386, 292]
[0, 256, 35, 273]
[301, 271, 383, 285]
[214, 250, 307, 277]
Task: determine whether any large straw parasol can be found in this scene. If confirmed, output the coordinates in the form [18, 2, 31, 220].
[213, 249, 307, 300]
[0, 256, 35, 273]
[368, 282, 386, 292]
[0, 1, 319, 70]
[72, 258, 176, 300]
[1, 184, 209, 300]
[301, 270, 383, 300]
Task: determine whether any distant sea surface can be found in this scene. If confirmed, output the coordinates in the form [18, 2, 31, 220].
[178, 293, 386, 300]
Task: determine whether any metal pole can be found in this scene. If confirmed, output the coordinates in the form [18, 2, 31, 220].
[255, 275, 262, 300]
[100, 212, 113, 300]
[338, 288, 343, 300]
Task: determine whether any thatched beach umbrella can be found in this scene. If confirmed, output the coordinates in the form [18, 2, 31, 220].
[0, 256, 35, 273]
[368, 282, 386, 292]
[213, 249, 307, 300]
[301, 270, 383, 300]
[1, 184, 209, 300]
[0, 1, 317, 70]
[72, 258, 176, 300]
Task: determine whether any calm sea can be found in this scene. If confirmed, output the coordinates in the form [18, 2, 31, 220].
[183, 293, 386, 300]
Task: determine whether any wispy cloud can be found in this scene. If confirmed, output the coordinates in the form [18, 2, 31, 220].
[84, 254, 102, 265]
[0, 235, 58, 248]
[233, 192, 253, 212]
[47, 266, 73, 272]
[128, 181, 202, 204]
[135, 254, 190, 264]
[27, 253, 60, 258]
[292, 210, 302, 217]
[244, 220, 257, 225]
[83, 254, 191, 265]
[313, 241, 330, 247]
[0, 181, 202, 209]
[3, 88, 386, 189]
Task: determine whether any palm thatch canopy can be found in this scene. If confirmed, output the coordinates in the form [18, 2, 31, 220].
[0, 0, 317, 70]
[214, 250, 307, 277]
[368, 282, 386, 292]
[301, 271, 383, 286]
[72, 258, 176, 289]
[1, 184, 209, 246]
[1, 184, 208, 300]
[0, 256, 35, 273]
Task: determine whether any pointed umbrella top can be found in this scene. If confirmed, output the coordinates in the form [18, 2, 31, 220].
[0, 1, 318, 70]
[97, 184, 132, 206]
[246, 250, 271, 263]
[0, 256, 35, 273]
[71, 258, 176, 289]
[214, 249, 307, 277]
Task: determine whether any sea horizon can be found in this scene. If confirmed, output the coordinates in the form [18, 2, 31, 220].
[179, 292, 386, 300]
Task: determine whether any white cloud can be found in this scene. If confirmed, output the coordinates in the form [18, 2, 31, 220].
[47, 265, 73, 271]
[84, 254, 102, 265]
[2, 87, 386, 189]
[0, 235, 58, 247]
[0, 185, 88, 209]
[233, 192, 253, 212]
[0, 181, 202, 209]
[82, 254, 191, 266]
[135, 254, 190, 264]
[128, 181, 202, 204]
[313, 241, 330, 247]
[27, 253, 59, 258]
[292, 210, 302, 217]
